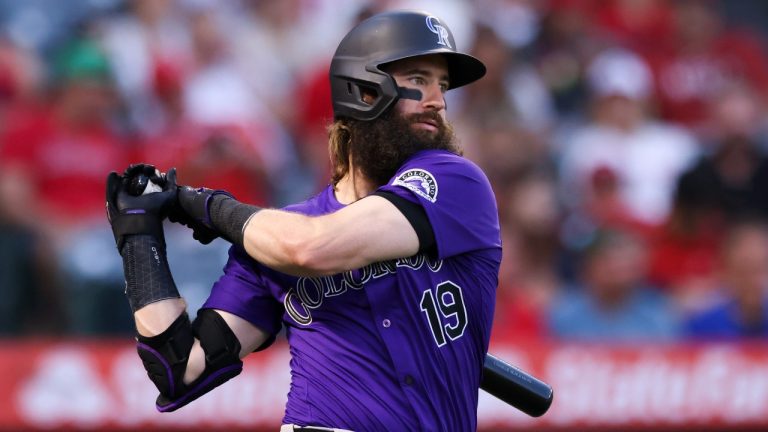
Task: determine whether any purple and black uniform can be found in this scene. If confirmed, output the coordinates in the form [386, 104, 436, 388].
[202, 150, 501, 431]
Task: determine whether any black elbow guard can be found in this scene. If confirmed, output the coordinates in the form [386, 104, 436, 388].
[136, 313, 194, 401]
[135, 310, 243, 412]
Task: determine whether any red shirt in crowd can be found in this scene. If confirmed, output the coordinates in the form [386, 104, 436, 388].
[0, 104, 132, 224]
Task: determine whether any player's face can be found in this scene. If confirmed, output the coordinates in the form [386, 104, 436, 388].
[346, 55, 458, 187]
[385, 54, 449, 134]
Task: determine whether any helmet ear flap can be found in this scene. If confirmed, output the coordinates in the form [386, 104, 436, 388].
[346, 81, 379, 107]
[331, 68, 399, 121]
[358, 83, 379, 105]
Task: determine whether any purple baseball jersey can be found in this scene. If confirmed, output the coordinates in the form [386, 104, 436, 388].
[203, 150, 501, 431]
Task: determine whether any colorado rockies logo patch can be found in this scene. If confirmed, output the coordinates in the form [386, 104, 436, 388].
[393, 169, 438, 203]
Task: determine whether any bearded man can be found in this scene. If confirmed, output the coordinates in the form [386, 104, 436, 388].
[106, 10, 500, 431]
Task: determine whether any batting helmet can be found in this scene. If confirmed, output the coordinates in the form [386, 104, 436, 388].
[330, 10, 486, 121]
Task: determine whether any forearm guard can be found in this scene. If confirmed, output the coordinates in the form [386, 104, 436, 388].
[121, 235, 180, 312]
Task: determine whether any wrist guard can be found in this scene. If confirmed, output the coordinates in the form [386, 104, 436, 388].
[121, 235, 180, 312]
[208, 194, 261, 246]
[176, 187, 261, 248]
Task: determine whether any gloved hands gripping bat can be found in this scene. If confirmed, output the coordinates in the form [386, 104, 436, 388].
[123, 164, 554, 418]
[123, 165, 220, 246]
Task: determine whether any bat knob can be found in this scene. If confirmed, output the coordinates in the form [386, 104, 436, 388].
[127, 174, 149, 196]
[127, 173, 163, 196]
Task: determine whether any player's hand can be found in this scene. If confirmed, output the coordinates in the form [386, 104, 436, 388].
[105, 164, 176, 253]
[167, 184, 232, 245]
[169, 186, 235, 244]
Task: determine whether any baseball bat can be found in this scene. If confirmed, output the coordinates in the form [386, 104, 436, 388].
[480, 353, 554, 417]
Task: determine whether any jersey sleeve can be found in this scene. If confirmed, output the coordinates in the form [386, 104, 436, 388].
[375, 150, 501, 259]
[202, 246, 283, 350]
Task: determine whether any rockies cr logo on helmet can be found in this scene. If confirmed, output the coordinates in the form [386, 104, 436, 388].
[426, 16, 452, 48]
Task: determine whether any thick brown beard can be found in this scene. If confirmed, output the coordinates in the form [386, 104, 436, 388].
[348, 109, 459, 186]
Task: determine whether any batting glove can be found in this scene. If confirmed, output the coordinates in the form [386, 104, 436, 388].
[173, 185, 261, 248]
[168, 186, 230, 244]
[169, 186, 233, 245]
[105, 164, 176, 253]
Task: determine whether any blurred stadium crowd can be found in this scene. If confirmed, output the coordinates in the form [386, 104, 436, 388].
[2, 0, 768, 344]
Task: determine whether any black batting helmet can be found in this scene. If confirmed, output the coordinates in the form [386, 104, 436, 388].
[330, 10, 486, 121]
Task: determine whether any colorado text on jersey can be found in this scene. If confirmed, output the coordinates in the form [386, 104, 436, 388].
[284, 254, 443, 325]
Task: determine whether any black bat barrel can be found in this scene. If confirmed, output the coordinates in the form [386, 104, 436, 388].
[480, 353, 554, 417]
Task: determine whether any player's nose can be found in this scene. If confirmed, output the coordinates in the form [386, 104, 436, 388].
[422, 83, 446, 112]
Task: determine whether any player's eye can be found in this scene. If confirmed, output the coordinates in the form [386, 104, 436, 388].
[439, 82, 449, 93]
[409, 76, 426, 86]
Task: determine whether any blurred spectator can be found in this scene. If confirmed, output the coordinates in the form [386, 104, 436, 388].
[0, 176, 65, 335]
[0, 36, 61, 336]
[0, 224, 39, 335]
[591, 0, 675, 53]
[199, 6, 317, 205]
[548, 229, 680, 342]
[0, 0, 118, 54]
[645, 207, 722, 313]
[717, 0, 768, 43]
[0, 35, 131, 227]
[0, 33, 132, 334]
[474, 0, 542, 51]
[674, 83, 768, 221]
[684, 220, 768, 340]
[158, 7, 272, 203]
[451, 23, 555, 196]
[0, 37, 44, 132]
[290, 62, 334, 189]
[493, 172, 561, 343]
[648, 83, 768, 310]
[462, 120, 551, 194]
[558, 48, 698, 230]
[226, 0, 301, 124]
[530, 0, 603, 119]
[229, 0, 361, 126]
[643, 0, 768, 131]
[289, 4, 377, 191]
[454, 23, 555, 138]
[97, 0, 193, 135]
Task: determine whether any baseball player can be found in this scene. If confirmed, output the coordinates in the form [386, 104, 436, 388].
[106, 10, 500, 431]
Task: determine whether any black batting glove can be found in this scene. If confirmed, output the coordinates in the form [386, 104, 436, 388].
[175, 186, 234, 228]
[172, 186, 261, 247]
[106, 164, 177, 253]
[167, 186, 231, 245]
